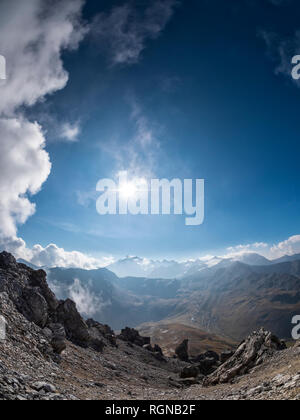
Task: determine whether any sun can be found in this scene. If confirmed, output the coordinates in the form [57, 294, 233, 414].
[119, 181, 137, 199]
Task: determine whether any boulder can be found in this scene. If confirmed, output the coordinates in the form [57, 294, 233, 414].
[118, 327, 150, 347]
[28, 269, 58, 313]
[175, 339, 189, 362]
[205, 328, 287, 386]
[86, 319, 117, 347]
[20, 288, 48, 328]
[0, 253, 58, 327]
[56, 299, 90, 347]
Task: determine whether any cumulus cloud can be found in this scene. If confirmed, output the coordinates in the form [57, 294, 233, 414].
[0, 0, 86, 115]
[0, 0, 108, 269]
[0, 238, 114, 269]
[92, 0, 178, 66]
[270, 235, 300, 258]
[221, 236, 300, 261]
[29, 243, 112, 269]
[0, 118, 51, 238]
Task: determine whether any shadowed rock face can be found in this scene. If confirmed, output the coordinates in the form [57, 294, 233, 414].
[175, 339, 189, 362]
[0, 252, 58, 327]
[205, 328, 286, 386]
[0, 252, 116, 356]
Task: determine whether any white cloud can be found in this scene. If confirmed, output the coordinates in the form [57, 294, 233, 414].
[0, 0, 86, 115]
[270, 235, 300, 258]
[60, 122, 81, 142]
[221, 236, 300, 261]
[0, 118, 51, 238]
[0, 0, 86, 259]
[29, 244, 110, 269]
[92, 0, 178, 66]
[0, 0, 113, 273]
[0, 238, 114, 270]
[226, 242, 269, 257]
[68, 278, 102, 317]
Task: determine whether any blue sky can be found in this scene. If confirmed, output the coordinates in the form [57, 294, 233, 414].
[1, 0, 300, 267]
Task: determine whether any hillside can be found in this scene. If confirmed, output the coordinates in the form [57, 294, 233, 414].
[175, 260, 300, 341]
[0, 252, 299, 400]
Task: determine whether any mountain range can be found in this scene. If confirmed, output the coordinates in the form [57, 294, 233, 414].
[28, 251, 300, 351]
[106, 252, 295, 279]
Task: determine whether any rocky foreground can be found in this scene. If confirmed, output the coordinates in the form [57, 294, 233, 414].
[0, 252, 299, 400]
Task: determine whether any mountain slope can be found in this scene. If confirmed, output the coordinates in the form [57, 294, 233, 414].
[174, 260, 300, 341]
[0, 252, 299, 400]
[47, 257, 300, 342]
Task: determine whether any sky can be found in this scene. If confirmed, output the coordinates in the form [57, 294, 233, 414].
[1, 0, 300, 268]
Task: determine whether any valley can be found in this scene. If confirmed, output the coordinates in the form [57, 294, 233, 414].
[44, 253, 300, 351]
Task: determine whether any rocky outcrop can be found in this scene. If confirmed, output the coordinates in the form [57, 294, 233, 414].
[180, 350, 220, 379]
[118, 327, 150, 347]
[0, 252, 115, 356]
[205, 328, 286, 386]
[175, 339, 189, 362]
[86, 319, 117, 347]
[143, 343, 165, 361]
[55, 299, 90, 347]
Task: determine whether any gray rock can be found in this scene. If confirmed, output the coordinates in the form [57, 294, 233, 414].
[205, 328, 286, 386]
[118, 327, 150, 347]
[32, 382, 56, 394]
[56, 299, 90, 347]
[175, 339, 189, 362]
